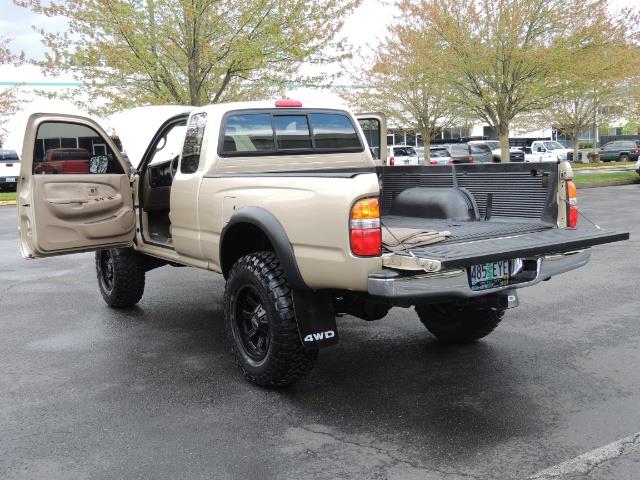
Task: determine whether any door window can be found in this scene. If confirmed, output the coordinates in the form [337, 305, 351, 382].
[358, 118, 381, 159]
[33, 122, 123, 175]
[180, 113, 208, 174]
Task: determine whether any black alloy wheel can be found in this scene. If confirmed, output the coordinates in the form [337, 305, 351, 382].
[233, 285, 270, 361]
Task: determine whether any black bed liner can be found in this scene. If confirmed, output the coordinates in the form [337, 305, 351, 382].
[388, 226, 628, 269]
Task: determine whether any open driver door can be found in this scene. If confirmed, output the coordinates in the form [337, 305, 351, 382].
[18, 113, 135, 258]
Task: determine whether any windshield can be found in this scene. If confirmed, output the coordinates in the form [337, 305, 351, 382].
[544, 141, 565, 150]
[484, 141, 500, 150]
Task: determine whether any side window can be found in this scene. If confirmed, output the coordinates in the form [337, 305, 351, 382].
[181, 113, 207, 174]
[310, 113, 360, 149]
[222, 113, 274, 154]
[274, 115, 311, 150]
[33, 122, 123, 175]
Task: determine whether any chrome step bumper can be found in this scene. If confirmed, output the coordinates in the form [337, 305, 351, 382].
[367, 249, 591, 299]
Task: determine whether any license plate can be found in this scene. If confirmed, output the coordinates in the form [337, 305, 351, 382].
[469, 260, 510, 290]
[5, 177, 15, 182]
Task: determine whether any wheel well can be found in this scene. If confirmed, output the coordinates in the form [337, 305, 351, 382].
[220, 223, 274, 278]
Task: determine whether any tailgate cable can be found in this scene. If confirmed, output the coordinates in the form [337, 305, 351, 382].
[562, 198, 603, 230]
[380, 220, 439, 273]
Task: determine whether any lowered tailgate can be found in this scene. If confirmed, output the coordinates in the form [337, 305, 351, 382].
[396, 227, 628, 269]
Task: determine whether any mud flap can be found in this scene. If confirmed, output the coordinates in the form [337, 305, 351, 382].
[292, 290, 339, 348]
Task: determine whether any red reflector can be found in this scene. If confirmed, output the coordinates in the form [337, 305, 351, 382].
[275, 99, 302, 108]
[350, 228, 382, 256]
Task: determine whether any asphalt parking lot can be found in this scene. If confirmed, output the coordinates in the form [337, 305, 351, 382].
[1, 184, 638, 480]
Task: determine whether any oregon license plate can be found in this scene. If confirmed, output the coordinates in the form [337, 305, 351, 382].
[469, 260, 510, 290]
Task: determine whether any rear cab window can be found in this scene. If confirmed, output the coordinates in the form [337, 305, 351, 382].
[219, 109, 363, 156]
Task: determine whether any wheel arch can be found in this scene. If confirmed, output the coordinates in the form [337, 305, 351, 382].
[219, 206, 310, 291]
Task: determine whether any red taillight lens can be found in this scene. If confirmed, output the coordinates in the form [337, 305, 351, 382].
[350, 198, 381, 257]
[430, 159, 437, 165]
[566, 180, 578, 228]
[389, 156, 395, 166]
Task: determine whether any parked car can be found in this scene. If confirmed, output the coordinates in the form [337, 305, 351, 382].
[427, 144, 474, 165]
[598, 140, 640, 162]
[34, 148, 91, 175]
[16, 103, 629, 388]
[428, 146, 453, 165]
[530, 140, 573, 162]
[387, 145, 420, 166]
[468, 143, 494, 163]
[520, 146, 556, 162]
[636, 156, 640, 176]
[0, 149, 20, 191]
[468, 140, 525, 162]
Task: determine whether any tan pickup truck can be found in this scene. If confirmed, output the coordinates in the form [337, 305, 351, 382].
[17, 101, 628, 387]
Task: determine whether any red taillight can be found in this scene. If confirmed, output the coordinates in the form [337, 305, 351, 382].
[389, 156, 395, 166]
[430, 159, 437, 165]
[275, 99, 302, 108]
[447, 159, 453, 165]
[634, 147, 640, 153]
[350, 198, 381, 257]
[566, 180, 578, 228]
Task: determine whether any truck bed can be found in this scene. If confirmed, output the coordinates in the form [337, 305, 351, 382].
[378, 163, 628, 269]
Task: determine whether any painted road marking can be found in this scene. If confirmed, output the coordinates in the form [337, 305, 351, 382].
[528, 432, 640, 479]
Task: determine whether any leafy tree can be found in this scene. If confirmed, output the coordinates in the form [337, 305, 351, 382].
[0, 37, 24, 144]
[15, 0, 359, 112]
[345, 25, 459, 156]
[535, 11, 640, 161]
[400, 0, 639, 162]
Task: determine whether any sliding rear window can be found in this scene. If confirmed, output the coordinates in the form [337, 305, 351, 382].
[220, 110, 363, 156]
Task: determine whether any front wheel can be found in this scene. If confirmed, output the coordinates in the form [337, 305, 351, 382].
[224, 252, 318, 388]
[95, 248, 146, 307]
[415, 303, 505, 343]
[619, 153, 630, 162]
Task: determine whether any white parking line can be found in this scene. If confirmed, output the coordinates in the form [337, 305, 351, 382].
[528, 432, 640, 479]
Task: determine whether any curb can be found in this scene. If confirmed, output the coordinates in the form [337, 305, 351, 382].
[0, 201, 17, 206]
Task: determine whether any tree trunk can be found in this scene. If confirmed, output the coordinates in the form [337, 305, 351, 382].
[422, 128, 431, 164]
[572, 127, 580, 164]
[498, 128, 510, 163]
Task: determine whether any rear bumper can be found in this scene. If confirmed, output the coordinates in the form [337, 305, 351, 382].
[368, 249, 591, 299]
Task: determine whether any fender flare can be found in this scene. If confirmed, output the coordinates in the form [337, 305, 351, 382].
[219, 206, 309, 291]
[220, 207, 339, 348]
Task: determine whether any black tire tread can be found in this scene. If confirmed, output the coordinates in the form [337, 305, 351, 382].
[415, 303, 505, 343]
[95, 248, 146, 308]
[224, 252, 317, 388]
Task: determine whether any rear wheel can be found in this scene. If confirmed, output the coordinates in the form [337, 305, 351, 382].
[619, 153, 630, 162]
[224, 252, 318, 388]
[415, 303, 505, 343]
[95, 248, 146, 307]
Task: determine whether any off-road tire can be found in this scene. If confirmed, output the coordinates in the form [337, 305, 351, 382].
[415, 303, 506, 344]
[619, 153, 630, 162]
[95, 248, 146, 308]
[224, 252, 318, 388]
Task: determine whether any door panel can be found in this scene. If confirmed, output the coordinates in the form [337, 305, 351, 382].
[18, 114, 135, 258]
